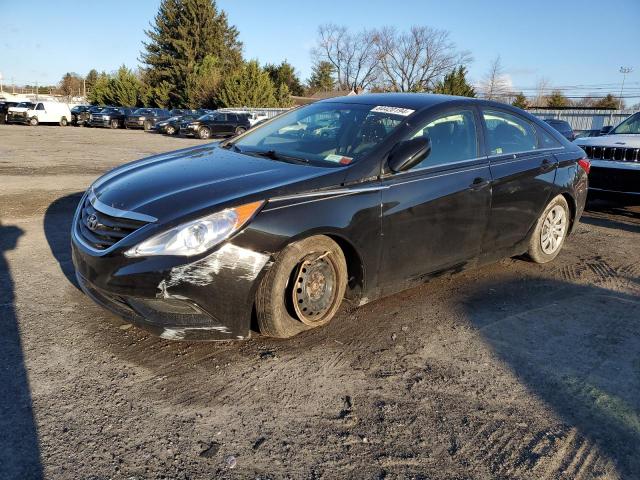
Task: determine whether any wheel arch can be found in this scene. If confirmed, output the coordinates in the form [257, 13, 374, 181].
[559, 190, 577, 234]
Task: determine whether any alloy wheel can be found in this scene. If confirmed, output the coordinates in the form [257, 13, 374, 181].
[540, 205, 567, 254]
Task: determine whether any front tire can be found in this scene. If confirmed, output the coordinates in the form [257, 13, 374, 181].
[166, 125, 176, 135]
[29, 117, 39, 126]
[256, 235, 347, 338]
[198, 126, 211, 139]
[143, 120, 152, 131]
[527, 195, 570, 263]
[110, 119, 119, 129]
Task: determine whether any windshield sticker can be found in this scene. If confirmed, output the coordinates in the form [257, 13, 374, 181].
[371, 106, 415, 117]
[325, 154, 353, 165]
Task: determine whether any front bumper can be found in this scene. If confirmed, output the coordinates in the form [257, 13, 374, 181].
[588, 160, 640, 195]
[125, 119, 145, 128]
[72, 231, 272, 341]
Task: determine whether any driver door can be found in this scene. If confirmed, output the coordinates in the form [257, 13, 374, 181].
[379, 108, 491, 291]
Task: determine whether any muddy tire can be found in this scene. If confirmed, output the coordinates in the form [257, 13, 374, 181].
[198, 126, 211, 140]
[256, 235, 347, 338]
[527, 194, 570, 264]
[29, 117, 39, 126]
[110, 119, 119, 129]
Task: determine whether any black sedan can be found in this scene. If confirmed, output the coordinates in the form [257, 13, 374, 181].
[72, 94, 589, 341]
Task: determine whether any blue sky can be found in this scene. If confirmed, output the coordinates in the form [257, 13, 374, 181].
[1, 0, 639, 100]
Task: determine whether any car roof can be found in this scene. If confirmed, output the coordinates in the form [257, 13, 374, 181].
[317, 93, 532, 115]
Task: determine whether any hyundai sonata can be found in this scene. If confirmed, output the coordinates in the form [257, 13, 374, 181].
[72, 94, 589, 341]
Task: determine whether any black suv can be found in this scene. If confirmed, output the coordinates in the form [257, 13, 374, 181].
[89, 107, 136, 128]
[80, 106, 106, 127]
[154, 109, 212, 135]
[543, 119, 575, 141]
[180, 111, 251, 139]
[71, 105, 91, 126]
[125, 108, 172, 130]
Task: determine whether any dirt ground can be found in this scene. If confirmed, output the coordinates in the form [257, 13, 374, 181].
[1, 124, 639, 480]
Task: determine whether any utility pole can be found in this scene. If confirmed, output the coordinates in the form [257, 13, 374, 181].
[619, 66, 633, 110]
[83, 78, 86, 99]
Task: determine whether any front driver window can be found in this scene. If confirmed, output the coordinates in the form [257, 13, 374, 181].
[483, 110, 537, 155]
[36, 103, 45, 111]
[408, 110, 478, 169]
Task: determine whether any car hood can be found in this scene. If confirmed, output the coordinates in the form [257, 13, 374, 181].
[575, 134, 640, 148]
[90, 144, 345, 224]
[8, 107, 28, 113]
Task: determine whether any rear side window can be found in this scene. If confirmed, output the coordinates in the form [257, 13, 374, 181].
[409, 110, 478, 168]
[483, 110, 537, 155]
[539, 127, 562, 148]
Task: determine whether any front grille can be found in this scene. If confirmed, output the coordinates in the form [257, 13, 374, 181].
[582, 145, 640, 163]
[77, 197, 147, 250]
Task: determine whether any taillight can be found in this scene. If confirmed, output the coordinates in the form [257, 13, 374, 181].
[578, 158, 591, 174]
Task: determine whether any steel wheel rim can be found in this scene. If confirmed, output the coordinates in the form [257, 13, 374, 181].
[541, 205, 567, 254]
[292, 254, 338, 326]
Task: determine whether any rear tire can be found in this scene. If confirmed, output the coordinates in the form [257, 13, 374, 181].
[255, 235, 347, 338]
[59, 117, 68, 126]
[527, 195, 570, 264]
[198, 126, 211, 139]
[235, 126, 246, 135]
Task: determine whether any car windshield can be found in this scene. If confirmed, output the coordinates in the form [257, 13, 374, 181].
[16, 102, 35, 108]
[229, 102, 410, 167]
[133, 109, 153, 115]
[611, 112, 640, 134]
[102, 107, 120, 114]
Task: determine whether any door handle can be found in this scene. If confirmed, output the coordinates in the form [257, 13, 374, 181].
[470, 177, 490, 191]
[541, 158, 555, 171]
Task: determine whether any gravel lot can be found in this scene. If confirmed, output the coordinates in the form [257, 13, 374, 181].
[1, 124, 639, 479]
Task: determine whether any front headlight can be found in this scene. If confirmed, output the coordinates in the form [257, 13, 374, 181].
[103, 115, 111, 120]
[124, 200, 264, 257]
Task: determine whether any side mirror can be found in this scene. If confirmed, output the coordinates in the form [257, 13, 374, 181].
[388, 137, 431, 173]
[599, 125, 613, 135]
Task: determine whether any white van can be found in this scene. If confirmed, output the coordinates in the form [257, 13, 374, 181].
[20, 101, 72, 126]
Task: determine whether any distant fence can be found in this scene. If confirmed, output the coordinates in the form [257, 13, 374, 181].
[218, 107, 291, 119]
[528, 108, 638, 131]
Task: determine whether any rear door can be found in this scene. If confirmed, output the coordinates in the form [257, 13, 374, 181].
[211, 113, 228, 135]
[379, 107, 491, 289]
[480, 108, 558, 252]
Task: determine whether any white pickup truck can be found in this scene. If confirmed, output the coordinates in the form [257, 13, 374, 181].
[575, 112, 640, 196]
[7, 101, 72, 126]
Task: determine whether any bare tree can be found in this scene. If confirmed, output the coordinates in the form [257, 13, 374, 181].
[534, 77, 551, 107]
[480, 56, 510, 101]
[373, 26, 469, 92]
[312, 24, 379, 91]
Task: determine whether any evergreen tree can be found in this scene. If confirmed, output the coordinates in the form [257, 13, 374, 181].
[512, 92, 529, 109]
[264, 61, 304, 96]
[432, 66, 475, 97]
[545, 90, 570, 108]
[87, 72, 111, 105]
[85, 69, 98, 92]
[187, 55, 222, 108]
[140, 0, 243, 107]
[592, 94, 620, 109]
[307, 61, 335, 94]
[276, 82, 293, 107]
[217, 60, 279, 108]
[108, 66, 143, 107]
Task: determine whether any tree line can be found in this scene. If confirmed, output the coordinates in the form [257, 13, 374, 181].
[52, 0, 629, 110]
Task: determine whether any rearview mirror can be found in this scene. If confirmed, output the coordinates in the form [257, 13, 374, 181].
[388, 137, 431, 173]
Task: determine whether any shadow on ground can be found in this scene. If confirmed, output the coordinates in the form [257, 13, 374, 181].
[0, 221, 43, 479]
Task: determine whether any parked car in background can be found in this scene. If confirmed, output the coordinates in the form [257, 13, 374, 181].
[81, 106, 106, 127]
[154, 111, 204, 135]
[71, 105, 92, 126]
[575, 112, 640, 196]
[125, 108, 171, 130]
[180, 111, 251, 139]
[9, 101, 72, 126]
[0, 101, 20, 124]
[574, 129, 601, 139]
[6, 102, 36, 124]
[71, 93, 588, 341]
[543, 119, 575, 141]
[89, 107, 136, 129]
